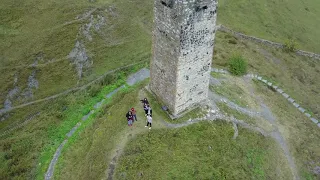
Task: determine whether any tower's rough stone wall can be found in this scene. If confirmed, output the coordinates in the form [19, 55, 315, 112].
[150, 0, 217, 115]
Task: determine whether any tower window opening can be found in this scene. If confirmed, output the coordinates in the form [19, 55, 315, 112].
[161, 0, 173, 8]
[196, 5, 208, 12]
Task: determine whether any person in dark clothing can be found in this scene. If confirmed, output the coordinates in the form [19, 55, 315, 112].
[126, 110, 131, 119]
[143, 104, 149, 115]
[146, 105, 152, 116]
[140, 98, 149, 106]
[127, 111, 133, 127]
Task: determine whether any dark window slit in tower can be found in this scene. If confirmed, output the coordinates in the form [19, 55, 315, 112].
[161, 1, 173, 8]
[196, 5, 208, 12]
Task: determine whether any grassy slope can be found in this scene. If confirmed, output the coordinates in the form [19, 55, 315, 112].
[253, 80, 320, 180]
[0, 65, 143, 180]
[218, 0, 320, 53]
[2, 0, 320, 109]
[0, 0, 152, 108]
[211, 73, 320, 179]
[213, 31, 320, 119]
[54, 81, 155, 180]
[55, 84, 291, 180]
[209, 75, 260, 109]
[0, 90, 95, 179]
[115, 121, 291, 180]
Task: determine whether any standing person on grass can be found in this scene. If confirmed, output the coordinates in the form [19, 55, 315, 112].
[145, 114, 152, 129]
[143, 103, 149, 116]
[131, 107, 137, 122]
[126, 109, 131, 119]
[140, 98, 149, 106]
[146, 105, 152, 116]
[127, 111, 133, 127]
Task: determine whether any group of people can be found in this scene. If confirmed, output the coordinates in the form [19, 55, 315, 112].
[125, 98, 153, 129]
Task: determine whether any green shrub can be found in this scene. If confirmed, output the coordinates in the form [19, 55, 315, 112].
[228, 55, 248, 76]
[283, 39, 298, 52]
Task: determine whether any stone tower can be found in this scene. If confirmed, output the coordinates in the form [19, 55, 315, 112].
[150, 0, 217, 116]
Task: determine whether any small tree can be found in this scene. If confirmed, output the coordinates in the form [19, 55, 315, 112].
[228, 55, 248, 76]
[283, 39, 298, 52]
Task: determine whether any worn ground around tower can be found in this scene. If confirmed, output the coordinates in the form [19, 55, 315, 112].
[52, 69, 319, 180]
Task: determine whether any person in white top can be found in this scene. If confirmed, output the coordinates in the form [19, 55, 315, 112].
[145, 115, 152, 129]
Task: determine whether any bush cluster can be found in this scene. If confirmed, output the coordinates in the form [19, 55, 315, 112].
[228, 55, 248, 76]
[283, 39, 298, 52]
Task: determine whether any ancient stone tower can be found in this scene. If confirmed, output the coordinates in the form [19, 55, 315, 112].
[150, 0, 217, 116]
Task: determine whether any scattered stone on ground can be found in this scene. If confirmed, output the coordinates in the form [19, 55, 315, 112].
[272, 85, 278, 90]
[298, 107, 306, 113]
[68, 40, 92, 79]
[3, 74, 20, 110]
[81, 15, 94, 41]
[282, 93, 289, 99]
[277, 88, 284, 94]
[94, 15, 106, 31]
[22, 70, 39, 99]
[76, 8, 98, 21]
[310, 118, 318, 124]
[0, 113, 10, 122]
[293, 102, 300, 108]
[305, 113, 311, 118]
[68, 10, 107, 80]
[2, 69, 39, 115]
[313, 166, 320, 175]
[288, 98, 295, 103]
[106, 5, 118, 17]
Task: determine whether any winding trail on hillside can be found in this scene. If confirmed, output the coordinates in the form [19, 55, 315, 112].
[211, 68, 320, 128]
[105, 81, 299, 179]
[209, 78, 300, 179]
[105, 100, 287, 179]
[106, 70, 306, 179]
[45, 68, 150, 180]
[0, 61, 147, 116]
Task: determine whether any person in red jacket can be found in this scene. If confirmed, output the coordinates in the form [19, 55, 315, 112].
[131, 107, 137, 122]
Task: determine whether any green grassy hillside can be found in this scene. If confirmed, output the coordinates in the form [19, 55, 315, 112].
[0, 0, 152, 109]
[218, 0, 320, 53]
[115, 121, 291, 180]
[0, 0, 319, 179]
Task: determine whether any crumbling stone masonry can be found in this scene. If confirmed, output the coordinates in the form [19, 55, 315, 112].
[150, 0, 218, 115]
